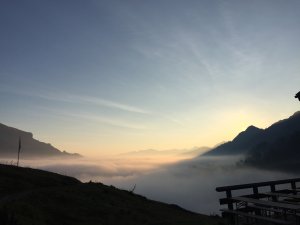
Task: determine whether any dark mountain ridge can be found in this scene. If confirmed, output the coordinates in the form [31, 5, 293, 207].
[203, 125, 264, 156]
[204, 111, 300, 156]
[203, 111, 300, 172]
[0, 123, 81, 158]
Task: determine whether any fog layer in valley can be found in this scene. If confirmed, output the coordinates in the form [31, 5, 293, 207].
[2, 154, 296, 214]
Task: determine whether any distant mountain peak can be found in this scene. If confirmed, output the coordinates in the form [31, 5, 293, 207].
[291, 111, 300, 117]
[232, 125, 263, 142]
[245, 125, 261, 132]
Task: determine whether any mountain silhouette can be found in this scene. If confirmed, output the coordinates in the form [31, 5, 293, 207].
[243, 130, 300, 172]
[203, 111, 300, 156]
[203, 111, 300, 172]
[203, 125, 264, 156]
[0, 123, 81, 158]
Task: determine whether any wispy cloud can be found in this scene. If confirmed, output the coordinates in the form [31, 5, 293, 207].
[0, 85, 187, 127]
[0, 86, 150, 115]
[71, 95, 150, 114]
[69, 112, 148, 130]
[217, 1, 264, 81]
[36, 106, 148, 130]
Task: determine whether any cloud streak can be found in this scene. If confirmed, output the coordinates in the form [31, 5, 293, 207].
[0, 85, 186, 128]
[71, 95, 151, 114]
[0, 86, 150, 115]
[37, 107, 148, 130]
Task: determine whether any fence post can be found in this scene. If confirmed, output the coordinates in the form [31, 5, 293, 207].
[226, 190, 233, 209]
[253, 187, 261, 216]
[291, 181, 296, 194]
[226, 190, 235, 225]
[253, 187, 258, 196]
[270, 184, 277, 201]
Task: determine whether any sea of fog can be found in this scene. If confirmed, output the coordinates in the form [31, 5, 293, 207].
[4, 155, 298, 214]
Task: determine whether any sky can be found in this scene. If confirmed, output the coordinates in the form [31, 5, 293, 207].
[1, 0, 300, 156]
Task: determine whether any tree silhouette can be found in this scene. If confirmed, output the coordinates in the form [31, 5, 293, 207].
[295, 91, 300, 101]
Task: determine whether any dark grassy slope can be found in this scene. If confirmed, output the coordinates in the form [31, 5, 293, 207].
[0, 165, 223, 225]
[0, 164, 80, 197]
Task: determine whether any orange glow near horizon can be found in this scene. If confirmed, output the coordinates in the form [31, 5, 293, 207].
[38, 106, 299, 158]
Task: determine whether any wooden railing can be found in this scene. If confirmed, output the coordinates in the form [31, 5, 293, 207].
[216, 178, 300, 224]
[216, 178, 300, 209]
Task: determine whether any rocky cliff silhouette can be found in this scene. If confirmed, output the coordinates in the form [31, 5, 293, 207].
[0, 123, 81, 158]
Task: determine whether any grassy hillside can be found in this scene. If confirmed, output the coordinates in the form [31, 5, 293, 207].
[0, 164, 223, 225]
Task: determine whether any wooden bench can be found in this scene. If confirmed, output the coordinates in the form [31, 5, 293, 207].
[221, 209, 292, 224]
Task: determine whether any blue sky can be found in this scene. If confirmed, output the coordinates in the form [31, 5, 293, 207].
[1, 0, 300, 155]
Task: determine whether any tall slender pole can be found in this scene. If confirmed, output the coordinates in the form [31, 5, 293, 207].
[17, 136, 21, 167]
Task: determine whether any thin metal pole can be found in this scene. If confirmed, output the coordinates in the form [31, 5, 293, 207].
[17, 137, 21, 167]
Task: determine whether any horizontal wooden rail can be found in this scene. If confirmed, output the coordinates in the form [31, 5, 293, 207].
[216, 178, 300, 192]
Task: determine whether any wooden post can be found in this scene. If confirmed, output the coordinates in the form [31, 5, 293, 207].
[226, 190, 233, 210]
[291, 181, 296, 194]
[226, 190, 235, 225]
[270, 185, 277, 201]
[253, 187, 261, 216]
[253, 187, 258, 196]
